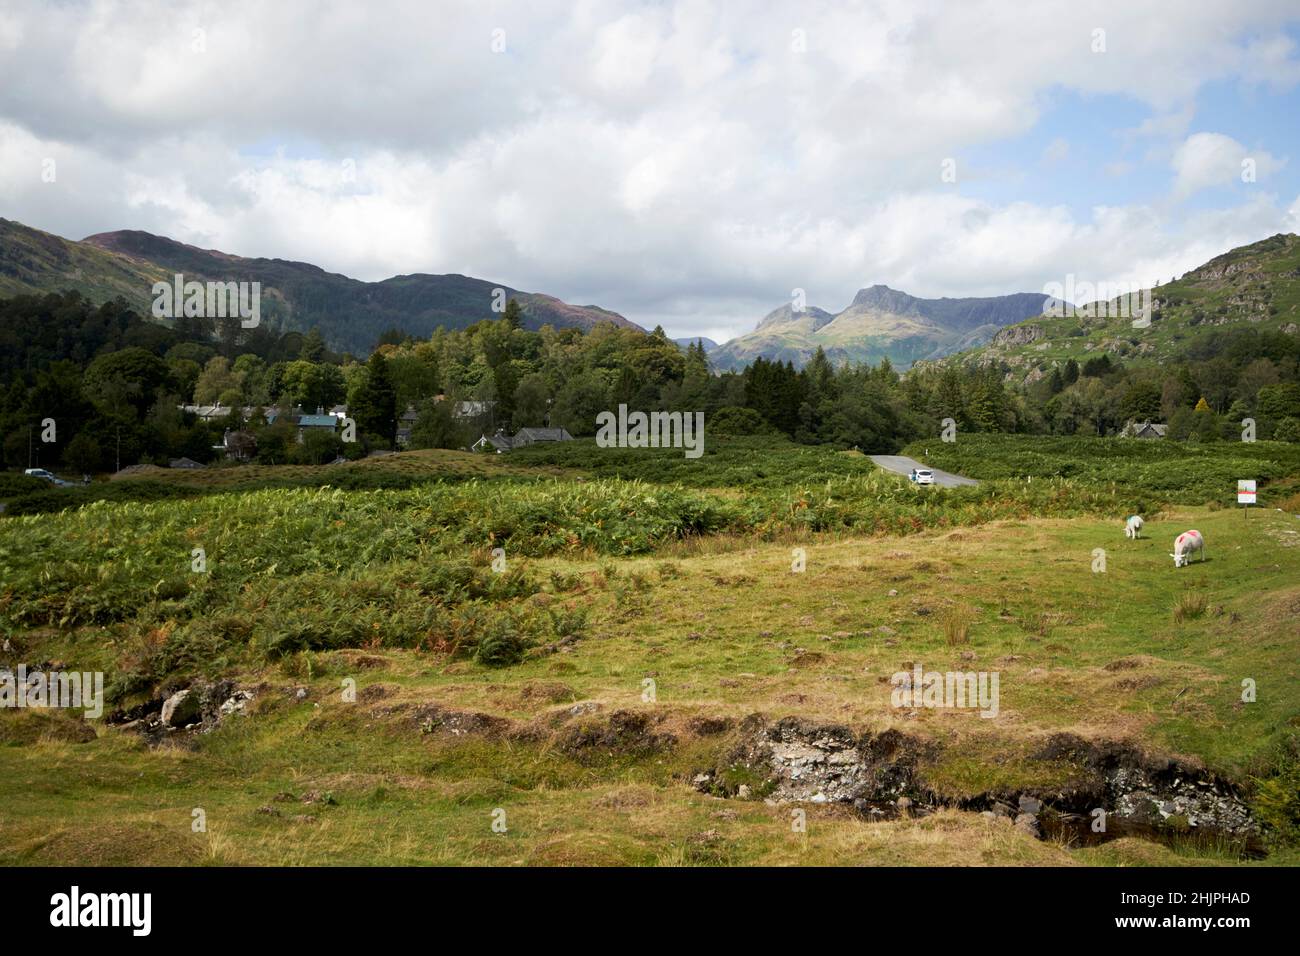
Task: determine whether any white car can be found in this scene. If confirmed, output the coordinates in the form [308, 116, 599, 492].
[24, 468, 73, 487]
[910, 468, 935, 486]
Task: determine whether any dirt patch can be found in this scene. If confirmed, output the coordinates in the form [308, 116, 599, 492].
[787, 651, 826, 667]
[686, 715, 734, 736]
[519, 680, 578, 704]
[358, 683, 395, 703]
[412, 704, 513, 739]
[109, 464, 168, 480]
[558, 710, 677, 762]
[335, 652, 388, 670]
[595, 786, 656, 810]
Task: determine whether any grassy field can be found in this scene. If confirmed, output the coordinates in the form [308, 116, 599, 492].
[902, 434, 1300, 509]
[2, 436, 1299, 865]
[0, 447, 578, 516]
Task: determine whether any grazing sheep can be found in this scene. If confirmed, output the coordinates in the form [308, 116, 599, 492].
[1125, 515, 1144, 539]
[1170, 530, 1205, 567]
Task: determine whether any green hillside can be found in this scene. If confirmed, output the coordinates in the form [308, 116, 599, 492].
[0, 218, 642, 354]
[0, 217, 170, 307]
[937, 233, 1300, 383]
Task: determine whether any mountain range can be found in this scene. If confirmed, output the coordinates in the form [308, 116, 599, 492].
[2, 217, 1296, 374]
[0, 218, 642, 354]
[709, 286, 1061, 371]
[672, 336, 720, 352]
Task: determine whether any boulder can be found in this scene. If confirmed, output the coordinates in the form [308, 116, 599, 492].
[160, 689, 201, 728]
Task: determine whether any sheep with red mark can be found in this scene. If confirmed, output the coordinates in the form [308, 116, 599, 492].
[1170, 530, 1205, 568]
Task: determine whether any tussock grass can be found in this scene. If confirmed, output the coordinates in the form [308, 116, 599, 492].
[1173, 591, 1209, 623]
[943, 605, 974, 645]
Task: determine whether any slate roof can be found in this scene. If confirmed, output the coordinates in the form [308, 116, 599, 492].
[297, 415, 339, 428]
[513, 427, 573, 442]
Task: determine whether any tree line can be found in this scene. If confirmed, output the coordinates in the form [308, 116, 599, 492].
[2, 290, 1299, 475]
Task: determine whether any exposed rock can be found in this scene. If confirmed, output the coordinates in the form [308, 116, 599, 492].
[1032, 733, 1259, 837]
[130, 680, 255, 742]
[695, 720, 1262, 852]
[160, 690, 200, 728]
[992, 323, 1044, 347]
[219, 690, 253, 716]
[700, 717, 930, 814]
[1014, 813, 1041, 837]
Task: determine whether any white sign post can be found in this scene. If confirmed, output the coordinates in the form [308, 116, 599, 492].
[1238, 480, 1256, 519]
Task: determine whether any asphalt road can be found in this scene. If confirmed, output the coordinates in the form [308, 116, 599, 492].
[868, 454, 980, 488]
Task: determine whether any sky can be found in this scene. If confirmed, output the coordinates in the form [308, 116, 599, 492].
[2, 0, 1299, 344]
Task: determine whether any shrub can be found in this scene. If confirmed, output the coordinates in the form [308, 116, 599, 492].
[548, 569, 582, 592]
[1274, 417, 1300, 443]
[0, 473, 47, 498]
[472, 617, 532, 668]
[547, 603, 589, 640]
[708, 406, 775, 436]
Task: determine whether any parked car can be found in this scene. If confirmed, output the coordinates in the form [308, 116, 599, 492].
[909, 468, 935, 486]
[24, 467, 74, 487]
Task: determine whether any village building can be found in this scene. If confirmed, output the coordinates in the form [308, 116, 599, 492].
[1120, 420, 1168, 439]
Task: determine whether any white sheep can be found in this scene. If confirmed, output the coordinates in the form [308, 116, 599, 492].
[1170, 530, 1205, 568]
[1124, 515, 1144, 539]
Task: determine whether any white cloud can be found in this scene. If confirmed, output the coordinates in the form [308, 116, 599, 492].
[1172, 132, 1285, 198]
[0, 0, 1297, 341]
[1285, 193, 1300, 232]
